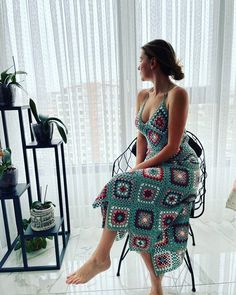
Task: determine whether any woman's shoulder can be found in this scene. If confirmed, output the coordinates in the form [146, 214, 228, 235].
[136, 88, 151, 104]
[135, 88, 151, 114]
[169, 85, 188, 96]
[166, 85, 188, 107]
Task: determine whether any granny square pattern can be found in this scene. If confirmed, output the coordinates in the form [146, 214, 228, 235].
[162, 189, 183, 207]
[137, 183, 160, 204]
[147, 130, 160, 145]
[112, 177, 133, 200]
[173, 223, 189, 243]
[159, 211, 177, 230]
[150, 108, 168, 132]
[108, 206, 130, 229]
[130, 234, 151, 251]
[93, 92, 200, 276]
[171, 168, 189, 187]
[155, 231, 169, 247]
[95, 185, 108, 207]
[135, 209, 154, 231]
[153, 251, 173, 272]
[143, 167, 164, 181]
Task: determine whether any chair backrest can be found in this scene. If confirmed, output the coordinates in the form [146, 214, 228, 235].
[112, 138, 137, 176]
[186, 130, 207, 218]
[112, 131, 207, 219]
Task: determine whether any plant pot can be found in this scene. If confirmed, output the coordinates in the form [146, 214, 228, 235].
[0, 167, 18, 188]
[30, 204, 55, 231]
[31, 123, 53, 145]
[0, 84, 16, 107]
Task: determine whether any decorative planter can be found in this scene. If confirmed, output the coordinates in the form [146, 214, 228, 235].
[0, 168, 18, 188]
[31, 123, 53, 145]
[0, 84, 16, 107]
[30, 204, 55, 231]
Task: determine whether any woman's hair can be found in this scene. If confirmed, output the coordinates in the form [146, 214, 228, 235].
[141, 39, 184, 80]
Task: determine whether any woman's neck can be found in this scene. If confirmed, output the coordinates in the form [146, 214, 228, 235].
[151, 75, 175, 95]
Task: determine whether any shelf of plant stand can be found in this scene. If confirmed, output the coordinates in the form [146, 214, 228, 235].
[0, 105, 30, 111]
[24, 216, 64, 238]
[0, 183, 30, 200]
[25, 139, 63, 149]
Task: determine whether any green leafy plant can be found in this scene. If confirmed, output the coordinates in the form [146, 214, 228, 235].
[0, 148, 15, 178]
[31, 200, 56, 210]
[14, 218, 53, 253]
[29, 98, 68, 143]
[14, 186, 55, 252]
[0, 57, 27, 90]
[31, 184, 55, 210]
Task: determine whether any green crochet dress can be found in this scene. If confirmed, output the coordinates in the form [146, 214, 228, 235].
[93, 93, 200, 276]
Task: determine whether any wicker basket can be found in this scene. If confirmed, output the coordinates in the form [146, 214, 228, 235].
[30, 204, 55, 231]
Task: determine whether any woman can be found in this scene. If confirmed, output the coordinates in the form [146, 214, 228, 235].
[66, 39, 200, 295]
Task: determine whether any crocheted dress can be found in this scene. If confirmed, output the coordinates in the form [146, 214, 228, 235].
[93, 93, 200, 276]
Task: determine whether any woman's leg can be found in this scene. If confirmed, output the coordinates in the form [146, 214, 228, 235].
[140, 252, 164, 295]
[66, 228, 117, 284]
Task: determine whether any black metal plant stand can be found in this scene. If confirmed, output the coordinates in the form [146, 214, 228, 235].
[0, 105, 70, 272]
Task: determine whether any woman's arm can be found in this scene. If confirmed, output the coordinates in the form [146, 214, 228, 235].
[135, 89, 148, 165]
[134, 87, 189, 170]
[136, 132, 147, 165]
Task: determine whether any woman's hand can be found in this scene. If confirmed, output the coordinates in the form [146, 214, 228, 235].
[128, 167, 138, 173]
[129, 164, 142, 173]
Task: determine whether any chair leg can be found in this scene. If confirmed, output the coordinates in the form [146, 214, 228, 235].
[116, 234, 130, 276]
[189, 224, 196, 246]
[184, 249, 196, 292]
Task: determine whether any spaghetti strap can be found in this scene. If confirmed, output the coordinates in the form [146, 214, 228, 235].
[139, 93, 149, 116]
[163, 85, 177, 107]
[163, 92, 168, 106]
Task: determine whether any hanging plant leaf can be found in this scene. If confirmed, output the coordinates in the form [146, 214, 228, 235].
[29, 98, 41, 123]
[39, 113, 49, 123]
[46, 117, 68, 133]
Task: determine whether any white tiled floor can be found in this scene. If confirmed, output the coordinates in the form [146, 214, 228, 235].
[0, 218, 236, 295]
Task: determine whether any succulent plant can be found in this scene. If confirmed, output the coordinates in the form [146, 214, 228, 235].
[0, 147, 15, 178]
[0, 57, 27, 90]
[29, 98, 68, 143]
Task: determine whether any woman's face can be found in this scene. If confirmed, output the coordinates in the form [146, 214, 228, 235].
[138, 50, 152, 81]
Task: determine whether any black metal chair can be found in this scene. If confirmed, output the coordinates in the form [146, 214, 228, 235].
[112, 131, 207, 293]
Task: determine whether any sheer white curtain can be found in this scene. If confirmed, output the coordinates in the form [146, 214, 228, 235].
[0, 0, 137, 235]
[0, 0, 235, 248]
[135, 0, 236, 222]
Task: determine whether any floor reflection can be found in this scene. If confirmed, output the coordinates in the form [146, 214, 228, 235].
[0, 219, 236, 294]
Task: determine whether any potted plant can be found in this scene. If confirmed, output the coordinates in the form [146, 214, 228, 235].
[0, 57, 27, 107]
[14, 218, 53, 253]
[0, 146, 18, 188]
[30, 185, 56, 231]
[29, 98, 68, 144]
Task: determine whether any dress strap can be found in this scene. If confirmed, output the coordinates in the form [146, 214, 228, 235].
[163, 92, 168, 102]
[163, 85, 177, 107]
[139, 93, 149, 116]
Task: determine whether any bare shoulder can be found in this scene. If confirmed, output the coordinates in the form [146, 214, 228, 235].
[166, 86, 189, 108]
[137, 88, 150, 103]
[136, 88, 150, 112]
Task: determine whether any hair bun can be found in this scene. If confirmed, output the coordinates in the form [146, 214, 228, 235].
[172, 61, 184, 80]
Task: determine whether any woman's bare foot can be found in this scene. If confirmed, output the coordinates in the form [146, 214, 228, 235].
[66, 256, 111, 285]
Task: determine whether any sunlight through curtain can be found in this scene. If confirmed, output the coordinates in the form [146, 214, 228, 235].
[0, 0, 235, 247]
